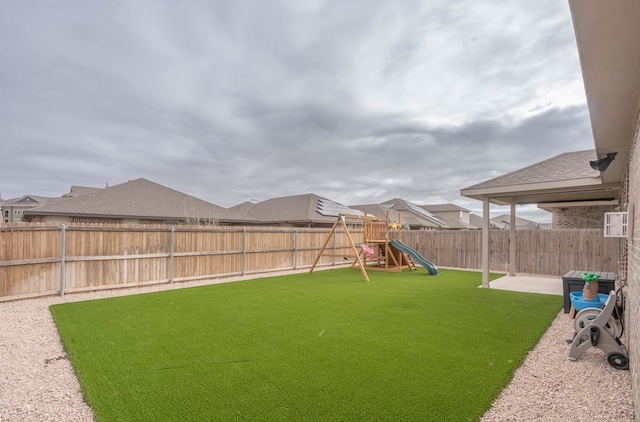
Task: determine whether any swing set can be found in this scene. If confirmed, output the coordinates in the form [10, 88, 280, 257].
[308, 212, 420, 282]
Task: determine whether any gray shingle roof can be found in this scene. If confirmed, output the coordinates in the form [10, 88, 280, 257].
[463, 150, 599, 191]
[63, 185, 103, 198]
[9, 195, 60, 206]
[239, 193, 362, 225]
[25, 178, 229, 222]
[421, 203, 471, 212]
[381, 198, 448, 228]
[349, 204, 402, 221]
[436, 218, 477, 229]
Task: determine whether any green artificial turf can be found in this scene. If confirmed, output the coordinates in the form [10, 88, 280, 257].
[50, 268, 562, 421]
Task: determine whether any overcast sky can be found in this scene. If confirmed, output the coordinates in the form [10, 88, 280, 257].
[0, 0, 593, 222]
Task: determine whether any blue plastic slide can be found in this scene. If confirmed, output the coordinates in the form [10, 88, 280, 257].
[389, 240, 439, 275]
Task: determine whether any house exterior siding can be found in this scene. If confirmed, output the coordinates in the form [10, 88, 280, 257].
[625, 109, 640, 416]
[553, 205, 617, 229]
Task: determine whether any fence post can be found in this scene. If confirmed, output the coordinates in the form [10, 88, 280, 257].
[170, 226, 175, 284]
[332, 229, 337, 266]
[293, 229, 298, 270]
[59, 224, 66, 296]
[242, 227, 247, 275]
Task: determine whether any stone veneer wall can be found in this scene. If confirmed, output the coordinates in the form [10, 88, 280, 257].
[553, 205, 617, 229]
[625, 109, 640, 417]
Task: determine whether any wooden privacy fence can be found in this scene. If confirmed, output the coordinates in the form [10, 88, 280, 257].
[403, 228, 618, 276]
[0, 224, 618, 301]
[0, 224, 362, 301]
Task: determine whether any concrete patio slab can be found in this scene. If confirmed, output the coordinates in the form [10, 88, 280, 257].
[486, 275, 563, 296]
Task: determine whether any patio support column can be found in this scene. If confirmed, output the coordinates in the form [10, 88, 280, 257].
[482, 196, 490, 288]
[509, 202, 516, 276]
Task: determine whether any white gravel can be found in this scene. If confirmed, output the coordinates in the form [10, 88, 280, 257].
[481, 311, 634, 421]
[0, 271, 634, 421]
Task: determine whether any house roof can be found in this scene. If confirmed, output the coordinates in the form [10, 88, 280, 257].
[460, 150, 620, 206]
[569, 0, 640, 185]
[490, 214, 541, 229]
[468, 214, 543, 230]
[352, 202, 478, 229]
[470, 214, 494, 229]
[435, 218, 476, 230]
[419, 203, 475, 229]
[6, 195, 60, 206]
[63, 185, 103, 198]
[349, 204, 402, 222]
[380, 198, 448, 228]
[235, 193, 364, 225]
[420, 203, 471, 213]
[24, 178, 232, 222]
[226, 200, 260, 217]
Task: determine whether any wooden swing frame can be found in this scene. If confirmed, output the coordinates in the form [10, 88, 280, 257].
[308, 213, 376, 281]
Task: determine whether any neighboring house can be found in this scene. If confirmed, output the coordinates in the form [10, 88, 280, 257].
[379, 198, 449, 230]
[468, 213, 546, 230]
[469, 214, 503, 230]
[421, 203, 477, 229]
[352, 201, 473, 230]
[22, 178, 241, 225]
[349, 203, 403, 225]
[489, 214, 547, 230]
[1, 194, 61, 223]
[228, 193, 365, 228]
[226, 199, 260, 217]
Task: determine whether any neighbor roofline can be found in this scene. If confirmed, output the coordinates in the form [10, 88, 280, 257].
[23, 210, 232, 222]
[23, 210, 150, 219]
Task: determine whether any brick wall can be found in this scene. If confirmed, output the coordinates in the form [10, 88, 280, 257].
[553, 205, 617, 229]
[625, 110, 640, 416]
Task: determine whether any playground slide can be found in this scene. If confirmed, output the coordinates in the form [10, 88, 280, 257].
[389, 240, 439, 275]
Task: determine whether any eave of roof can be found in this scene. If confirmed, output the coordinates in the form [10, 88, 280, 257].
[569, 0, 640, 184]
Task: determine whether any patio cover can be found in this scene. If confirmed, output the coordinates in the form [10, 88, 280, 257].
[460, 150, 620, 287]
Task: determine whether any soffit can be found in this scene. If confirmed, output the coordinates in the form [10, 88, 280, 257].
[569, 0, 640, 184]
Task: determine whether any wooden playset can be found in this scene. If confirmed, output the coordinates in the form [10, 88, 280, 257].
[309, 212, 437, 282]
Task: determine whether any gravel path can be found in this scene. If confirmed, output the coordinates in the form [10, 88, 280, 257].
[0, 272, 634, 421]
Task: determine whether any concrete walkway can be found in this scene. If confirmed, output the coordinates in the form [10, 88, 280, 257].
[487, 274, 563, 295]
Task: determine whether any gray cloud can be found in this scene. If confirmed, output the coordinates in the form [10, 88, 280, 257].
[0, 0, 592, 222]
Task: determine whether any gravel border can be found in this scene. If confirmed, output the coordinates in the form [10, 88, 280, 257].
[481, 311, 634, 421]
[0, 271, 634, 421]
